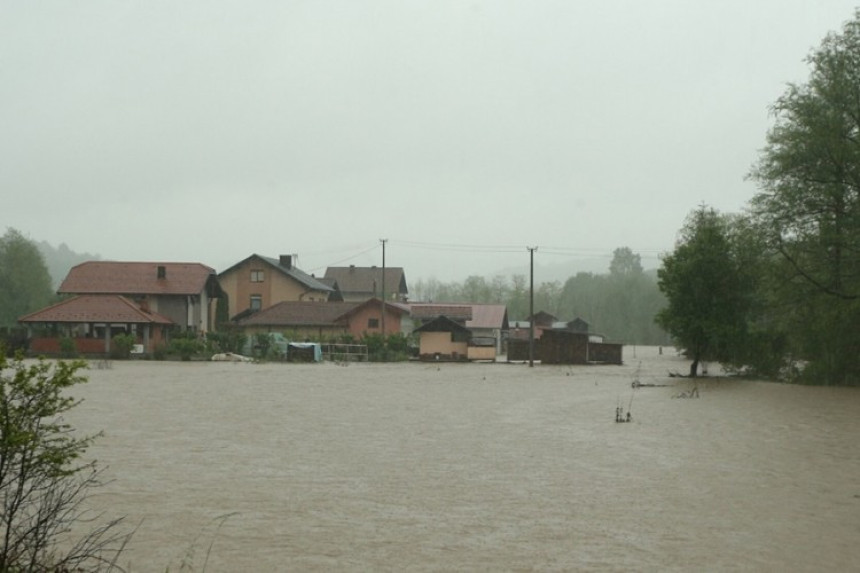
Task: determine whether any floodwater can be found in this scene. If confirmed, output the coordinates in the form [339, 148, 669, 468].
[63, 347, 860, 571]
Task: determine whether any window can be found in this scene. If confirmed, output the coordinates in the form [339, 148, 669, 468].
[250, 270, 265, 282]
[250, 295, 262, 311]
[368, 318, 379, 329]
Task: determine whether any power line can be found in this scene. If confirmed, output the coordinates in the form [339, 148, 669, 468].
[305, 239, 666, 275]
[390, 239, 666, 257]
[389, 239, 525, 254]
[306, 244, 379, 274]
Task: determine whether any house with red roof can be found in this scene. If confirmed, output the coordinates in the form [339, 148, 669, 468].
[59, 261, 222, 333]
[19, 295, 173, 355]
[18, 260, 222, 356]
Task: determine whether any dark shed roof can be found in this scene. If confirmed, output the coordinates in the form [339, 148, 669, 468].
[413, 315, 472, 335]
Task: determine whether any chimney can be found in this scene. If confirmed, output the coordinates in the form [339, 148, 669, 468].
[157, 265, 166, 279]
[349, 264, 355, 273]
[279, 255, 292, 270]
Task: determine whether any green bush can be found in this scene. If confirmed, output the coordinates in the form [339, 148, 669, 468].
[363, 333, 411, 362]
[111, 332, 137, 359]
[168, 334, 203, 361]
[59, 336, 78, 358]
[205, 331, 247, 355]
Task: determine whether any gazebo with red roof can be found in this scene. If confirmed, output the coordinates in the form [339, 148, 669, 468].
[19, 295, 174, 356]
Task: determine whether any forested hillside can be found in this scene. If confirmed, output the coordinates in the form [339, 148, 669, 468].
[36, 240, 100, 288]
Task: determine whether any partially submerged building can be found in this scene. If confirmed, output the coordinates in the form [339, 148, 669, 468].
[408, 303, 509, 358]
[508, 313, 622, 365]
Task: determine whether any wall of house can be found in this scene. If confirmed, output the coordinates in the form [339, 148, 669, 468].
[418, 332, 468, 359]
[28, 326, 166, 356]
[347, 306, 402, 339]
[467, 345, 496, 361]
[469, 327, 504, 355]
[270, 274, 328, 303]
[152, 296, 189, 329]
[220, 258, 327, 317]
[588, 342, 623, 364]
[507, 339, 531, 361]
[538, 330, 589, 364]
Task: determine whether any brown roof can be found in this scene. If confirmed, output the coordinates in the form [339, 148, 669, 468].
[410, 304, 473, 321]
[408, 303, 508, 330]
[19, 295, 174, 325]
[237, 301, 358, 327]
[59, 261, 217, 296]
[236, 298, 406, 328]
[323, 266, 408, 296]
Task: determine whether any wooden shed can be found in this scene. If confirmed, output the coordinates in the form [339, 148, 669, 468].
[538, 330, 590, 364]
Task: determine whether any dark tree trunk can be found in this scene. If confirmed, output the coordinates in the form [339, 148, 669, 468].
[689, 359, 699, 377]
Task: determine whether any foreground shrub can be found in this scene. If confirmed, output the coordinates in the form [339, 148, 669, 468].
[0, 351, 129, 570]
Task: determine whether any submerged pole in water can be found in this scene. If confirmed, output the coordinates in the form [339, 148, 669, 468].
[380, 238, 387, 345]
[528, 246, 537, 368]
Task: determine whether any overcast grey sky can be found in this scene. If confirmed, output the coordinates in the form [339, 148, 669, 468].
[2, 1, 858, 282]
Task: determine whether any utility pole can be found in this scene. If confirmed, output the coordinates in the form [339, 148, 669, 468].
[528, 246, 538, 367]
[380, 238, 387, 342]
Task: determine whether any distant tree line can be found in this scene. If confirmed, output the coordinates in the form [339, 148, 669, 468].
[657, 11, 860, 385]
[411, 246, 669, 346]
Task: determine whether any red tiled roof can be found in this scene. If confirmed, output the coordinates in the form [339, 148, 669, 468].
[59, 261, 216, 296]
[19, 295, 174, 325]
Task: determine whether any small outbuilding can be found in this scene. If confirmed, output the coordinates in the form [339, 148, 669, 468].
[413, 315, 471, 361]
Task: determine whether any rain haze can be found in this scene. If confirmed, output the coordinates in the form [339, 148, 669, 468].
[2, 1, 858, 282]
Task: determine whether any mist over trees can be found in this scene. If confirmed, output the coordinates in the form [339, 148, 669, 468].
[37, 240, 100, 289]
[0, 230, 100, 330]
[411, 247, 668, 345]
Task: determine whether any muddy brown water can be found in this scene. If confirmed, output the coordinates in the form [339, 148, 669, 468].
[61, 347, 860, 571]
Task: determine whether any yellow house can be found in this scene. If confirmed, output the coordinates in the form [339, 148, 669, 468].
[218, 254, 334, 319]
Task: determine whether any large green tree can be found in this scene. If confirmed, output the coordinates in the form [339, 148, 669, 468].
[749, 11, 860, 384]
[0, 229, 55, 327]
[656, 207, 753, 377]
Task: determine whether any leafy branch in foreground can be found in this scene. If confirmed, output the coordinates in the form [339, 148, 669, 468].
[0, 352, 130, 571]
